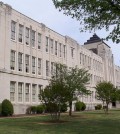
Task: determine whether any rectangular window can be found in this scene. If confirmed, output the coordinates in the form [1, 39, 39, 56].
[10, 50, 15, 70]
[55, 41, 57, 56]
[25, 27, 29, 45]
[63, 45, 66, 58]
[31, 30, 35, 47]
[59, 43, 62, 57]
[51, 62, 54, 75]
[18, 52, 23, 71]
[11, 21, 16, 40]
[71, 47, 74, 58]
[38, 58, 42, 75]
[10, 81, 15, 101]
[46, 60, 49, 76]
[46, 37, 49, 52]
[18, 24, 23, 43]
[32, 57, 36, 74]
[38, 33, 41, 49]
[25, 83, 30, 102]
[50, 39, 54, 54]
[25, 55, 29, 73]
[32, 84, 36, 102]
[18, 83, 23, 102]
[38, 85, 43, 101]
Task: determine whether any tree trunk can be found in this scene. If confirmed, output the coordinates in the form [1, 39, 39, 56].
[69, 101, 72, 116]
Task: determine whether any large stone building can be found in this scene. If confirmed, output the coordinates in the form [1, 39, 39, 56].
[0, 2, 120, 114]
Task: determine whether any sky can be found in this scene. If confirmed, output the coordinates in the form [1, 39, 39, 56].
[2, 0, 120, 66]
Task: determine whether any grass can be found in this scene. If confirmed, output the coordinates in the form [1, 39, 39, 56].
[0, 109, 120, 134]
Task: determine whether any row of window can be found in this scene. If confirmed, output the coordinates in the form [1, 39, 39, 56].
[11, 21, 66, 58]
[10, 81, 43, 103]
[10, 50, 56, 76]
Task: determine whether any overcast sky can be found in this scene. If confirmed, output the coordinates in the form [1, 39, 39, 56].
[2, 0, 120, 66]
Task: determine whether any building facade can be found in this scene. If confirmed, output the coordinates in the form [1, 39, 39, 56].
[0, 2, 120, 114]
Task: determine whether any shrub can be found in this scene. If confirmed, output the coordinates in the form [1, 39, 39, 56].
[75, 101, 86, 111]
[0, 103, 2, 116]
[26, 106, 32, 114]
[1, 99, 14, 116]
[36, 105, 44, 114]
[31, 106, 37, 114]
[60, 103, 67, 112]
[95, 104, 102, 110]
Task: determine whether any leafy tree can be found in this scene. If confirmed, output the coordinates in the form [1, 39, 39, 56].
[53, 0, 120, 43]
[65, 67, 90, 116]
[39, 63, 68, 121]
[95, 81, 117, 113]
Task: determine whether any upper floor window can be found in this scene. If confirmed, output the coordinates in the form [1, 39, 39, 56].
[25, 27, 29, 45]
[18, 24, 23, 43]
[55, 41, 57, 56]
[11, 21, 16, 40]
[25, 54, 29, 73]
[38, 58, 42, 75]
[71, 47, 74, 58]
[18, 52, 23, 71]
[10, 50, 15, 70]
[59, 43, 62, 57]
[38, 33, 41, 49]
[46, 37, 49, 52]
[32, 56, 36, 74]
[50, 39, 54, 54]
[31, 30, 35, 47]
[63, 45, 66, 58]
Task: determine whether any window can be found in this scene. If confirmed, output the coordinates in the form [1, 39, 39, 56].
[32, 84, 36, 102]
[38, 85, 43, 101]
[38, 33, 41, 49]
[59, 43, 62, 57]
[10, 50, 15, 70]
[18, 83, 23, 102]
[51, 62, 54, 75]
[63, 45, 66, 58]
[71, 47, 74, 58]
[11, 21, 16, 40]
[46, 37, 49, 52]
[46, 60, 49, 76]
[18, 24, 23, 43]
[25, 83, 29, 102]
[32, 57, 36, 74]
[55, 41, 57, 56]
[18, 52, 23, 71]
[38, 58, 42, 75]
[31, 30, 35, 47]
[10, 81, 15, 101]
[50, 39, 54, 54]
[25, 27, 29, 45]
[25, 55, 29, 73]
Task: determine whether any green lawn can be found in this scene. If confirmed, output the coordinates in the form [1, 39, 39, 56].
[0, 110, 120, 134]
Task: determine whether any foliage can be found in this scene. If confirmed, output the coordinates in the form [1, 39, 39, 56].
[1, 99, 14, 116]
[53, 0, 120, 43]
[31, 106, 37, 114]
[95, 104, 102, 110]
[60, 103, 68, 112]
[36, 105, 44, 114]
[75, 101, 86, 111]
[0, 103, 2, 116]
[95, 81, 117, 113]
[65, 67, 90, 116]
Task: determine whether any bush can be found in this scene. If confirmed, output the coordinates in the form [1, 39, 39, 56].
[95, 104, 102, 110]
[0, 103, 2, 116]
[1, 99, 14, 116]
[75, 101, 86, 111]
[36, 105, 44, 114]
[31, 106, 37, 114]
[60, 103, 67, 112]
[26, 106, 32, 114]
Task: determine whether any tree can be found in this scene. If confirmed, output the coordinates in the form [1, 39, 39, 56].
[39, 63, 68, 121]
[53, 0, 120, 43]
[95, 81, 117, 113]
[65, 67, 90, 116]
